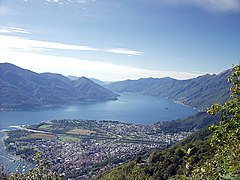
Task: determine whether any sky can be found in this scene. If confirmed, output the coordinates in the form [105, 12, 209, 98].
[0, 0, 240, 81]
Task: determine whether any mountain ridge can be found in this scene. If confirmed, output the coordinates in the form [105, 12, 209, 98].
[0, 63, 119, 111]
[0, 62, 231, 111]
[105, 70, 231, 110]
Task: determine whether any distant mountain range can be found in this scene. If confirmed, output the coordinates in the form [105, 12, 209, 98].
[105, 70, 231, 110]
[0, 63, 231, 111]
[0, 63, 119, 111]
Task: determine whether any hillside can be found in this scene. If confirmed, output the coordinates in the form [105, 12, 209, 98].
[93, 111, 219, 179]
[105, 71, 231, 110]
[94, 127, 214, 180]
[156, 112, 219, 133]
[73, 77, 119, 101]
[95, 64, 240, 180]
[0, 63, 119, 110]
[2, 109, 219, 179]
[68, 76, 110, 86]
[94, 110, 236, 179]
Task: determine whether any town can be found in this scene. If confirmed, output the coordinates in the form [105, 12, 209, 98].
[4, 119, 191, 179]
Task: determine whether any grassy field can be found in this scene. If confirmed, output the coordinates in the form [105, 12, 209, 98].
[66, 128, 95, 135]
[27, 133, 57, 140]
[58, 135, 80, 142]
[38, 124, 53, 131]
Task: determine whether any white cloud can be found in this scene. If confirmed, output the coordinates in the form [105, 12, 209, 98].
[0, 34, 145, 56]
[161, 0, 240, 12]
[0, 35, 98, 52]
[105, 48, 145, 56]
[0, 49, 204, 81]
[0, 32, 203, 81]
[0, 26, 30, 34]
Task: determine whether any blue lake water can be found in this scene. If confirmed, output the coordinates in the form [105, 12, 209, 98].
[0, 93, 197, 172]
[0, 93, 197, 129]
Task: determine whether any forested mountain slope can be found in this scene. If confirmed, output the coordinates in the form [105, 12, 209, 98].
[105, 70, 231, 110]
[0, 63, 118, 110]
[96, 65, 240, 180]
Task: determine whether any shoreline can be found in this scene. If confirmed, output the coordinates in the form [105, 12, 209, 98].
[0, 130, 21, 164]
[172, 99, 200, 112]
[9, 125, 51, 134]
[0, 130, 9, 150]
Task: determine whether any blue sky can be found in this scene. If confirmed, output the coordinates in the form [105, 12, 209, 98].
[0, 0, 239, 81]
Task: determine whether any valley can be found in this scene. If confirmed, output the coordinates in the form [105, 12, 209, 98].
[0, 0, 239, 179]
[2, 110, 219, 179]
[105, 71, 231, 110]
[0, 63, 231, 112]
[4, 119, 190, 179]
[0, 63, 232, 179]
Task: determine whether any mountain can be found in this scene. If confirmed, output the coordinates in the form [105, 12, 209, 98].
[73, 77, 119, 101]
[68, 76, 111, 86]
[67, 75, 79, 81]
[156, 112, 219, 133]
[95, 128, 214, 180]
[105, 71, 231, 110]
[90, 78, 106, 86]
[94, 114, 217, 180]
[105, 77, 162, 93]
[0, 63, 119, 110]
[96, 65, 240, 180]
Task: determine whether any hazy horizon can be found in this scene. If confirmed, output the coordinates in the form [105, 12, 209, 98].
[1, 61, 230, 82]
[0, 0, 239, 81]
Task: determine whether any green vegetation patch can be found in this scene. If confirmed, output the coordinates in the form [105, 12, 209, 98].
[27, 133, 57, 140]
[95, 64, 240, 180]
[66, 128, 95, 135]
[95, 128, 214, 180]
[37, 124, 53, 131]
[58, 135, 80, 142]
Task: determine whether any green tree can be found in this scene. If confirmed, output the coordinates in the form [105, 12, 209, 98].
[1, 150, 62, 180]
[191, 64, 240, 179]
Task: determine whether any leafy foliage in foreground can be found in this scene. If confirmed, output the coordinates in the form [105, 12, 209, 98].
[0, 165, 61, 180]
[9, 167, 61, 180]
[189, 64, 240, 179]
[94, 128, 214, 180]
[1, 65, 239, 179]
[95, 64, 240, 180]
[0, 151, 62, 180]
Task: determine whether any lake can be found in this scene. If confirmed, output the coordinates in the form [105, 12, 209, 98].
[0, 93, 197, 129]
[0, 93, 197, 173]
